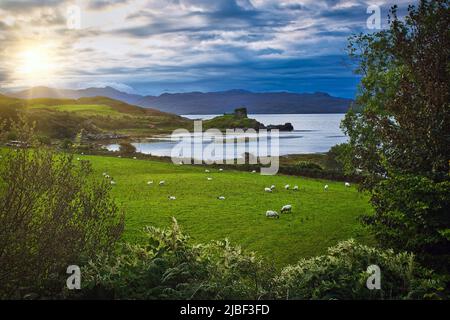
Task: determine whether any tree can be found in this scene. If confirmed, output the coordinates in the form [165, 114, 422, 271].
[119, 142, 137, 155]
[342, 0, 449, 269]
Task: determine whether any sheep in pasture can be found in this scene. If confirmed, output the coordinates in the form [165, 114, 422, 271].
[251, 170, 256, 173]
[324, 184, 329, 191]
[105, 175, 110, 179]
[110, 180, 116, 185]
[205, 169, 210, 173]
[159, 180, 166, 186]
[293, 185, 299, 191]
[133, 157, 137, 160]
[281, 205, 292, 213]
[270, 185, 275, 190]
[219, 168, 223, 172]
[207, 177, 213, 181]
[284, 184, 290, 190]
[168, 196, 176, 200]
[345, 182, 351, 187]
[264, 187, 272, 193]
[102, 172, 107, 176]
[266, 210, 279, 219]
[147, 181, 153, 185]
[217, 196, 226, 200]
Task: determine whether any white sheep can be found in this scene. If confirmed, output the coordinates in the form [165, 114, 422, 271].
[133, 156, 137, 159]
[110, 180, 116, 185]
[217, 196, 226, 200]
[105, 175, 110, 179]
[168, 196, 176, 200]
[102, 172, 107, 176]
[265, 210, 279, 219]
[345, 182, 351, 187]
[264, 187, 273, 193]
[281, 205, 292, 213]
[251, 170, 256, 173]
[207, 177, 213, 181]
[159, 180, 166, 186]
[147, 181, 153, 185]
[293, 185, 299, 191]
[284, 184, 290, 190]
[219, 168, 223, 172]
[270, 185, 276, 190]
[324, 184, 329, 191]
[205, 169, 210, 173]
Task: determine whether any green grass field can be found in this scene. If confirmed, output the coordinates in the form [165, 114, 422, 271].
[81, 154, 373, 267]
[27, 104, 120, 116]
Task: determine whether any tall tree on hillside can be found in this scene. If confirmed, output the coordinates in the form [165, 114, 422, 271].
[342, 0, 449, 270]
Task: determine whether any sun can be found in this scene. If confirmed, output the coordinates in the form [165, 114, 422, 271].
[14, 43, 59, 85]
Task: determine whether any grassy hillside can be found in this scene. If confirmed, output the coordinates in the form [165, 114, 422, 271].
[79, 153, 373, 266]
[0, 94, 192, 139]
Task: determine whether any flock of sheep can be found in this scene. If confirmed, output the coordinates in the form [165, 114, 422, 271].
[101, 165, 352, 221]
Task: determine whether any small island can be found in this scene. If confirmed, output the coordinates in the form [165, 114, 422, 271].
[203, 107, 294, 131]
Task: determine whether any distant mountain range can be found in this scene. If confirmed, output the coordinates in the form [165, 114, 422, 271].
[7, 86, 353, 114]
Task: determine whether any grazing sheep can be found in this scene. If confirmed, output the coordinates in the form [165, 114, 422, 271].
[219, 168, 223, 172]
[266, 210, 279, 219]
[133, 157, 137, 160]
[217, 196, 226, 200]
[110, 180, 116, 185]
[168, 196, 176, 200]
[281, 205, 292, 213]
[159, 180, 166, 186]
[324, 184, 329, 191]
[251, 170, 256, 173]
[284, 184, 290, 190]
[270, 185, 276, 190]
[293, 185, 299, 191]
[205, 169, 210, 173]
[345, 182, 351, 187]
[264, 187, 273, 193]
[207, 177, 213, 181]
[147, 181, 153, 185]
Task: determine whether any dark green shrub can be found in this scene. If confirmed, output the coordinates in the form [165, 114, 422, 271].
[296, 161, 323, 171]
[119, 142, 136, 155]
[362, 175, 450, 271]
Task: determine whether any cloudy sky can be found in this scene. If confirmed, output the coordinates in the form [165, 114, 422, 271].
[0, 0, 414, 98]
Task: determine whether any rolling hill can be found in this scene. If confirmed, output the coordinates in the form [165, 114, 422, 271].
[0, 94, 192, 140]
[8, 87, 353, 115]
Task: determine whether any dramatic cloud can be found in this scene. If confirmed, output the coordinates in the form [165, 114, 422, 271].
[0, 0, 417, 97]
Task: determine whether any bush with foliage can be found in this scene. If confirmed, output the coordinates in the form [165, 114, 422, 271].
[0, 120, 124, 299]
[77, 218, 274, 300]
[273, 239, 445, 300]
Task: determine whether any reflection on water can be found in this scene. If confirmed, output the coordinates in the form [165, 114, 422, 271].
[106, 114, 347, 159]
